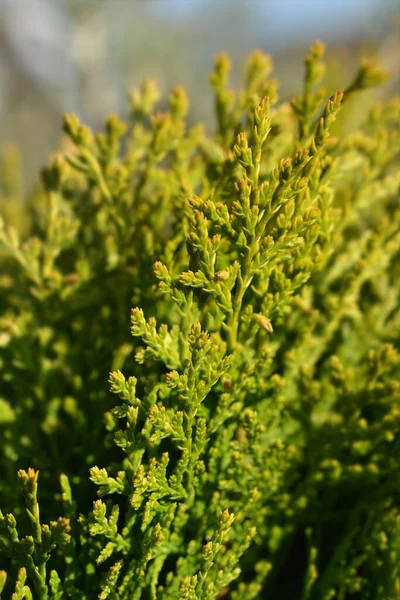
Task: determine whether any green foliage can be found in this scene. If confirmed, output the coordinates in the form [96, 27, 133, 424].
[0, 43, 399, 599]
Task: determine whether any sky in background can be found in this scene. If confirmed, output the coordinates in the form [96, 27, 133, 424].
[152, 0, 394, 43]
[0, 0, 398, 185]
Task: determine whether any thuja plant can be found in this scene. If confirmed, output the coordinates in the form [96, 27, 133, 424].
[0, 42, 399, 599]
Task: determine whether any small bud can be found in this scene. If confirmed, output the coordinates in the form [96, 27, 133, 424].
[202, 541, 214, 560]
[279, 157, 292, 181]
[166, 370, 180, 389]
[108, 370, 126, 394]
[18, 468, 39, 498]
[324, 90, 344, 118]
[215, 270, 229, 281]
[169, 85, 189, 121]
[254, 97, 272, 144]
[307, 40, 325, 63]
[218, 508, 235, 530]
[246, 50, 272, 90]
[210, 53, 231, 91]
[130, 78, 160, 117]
[254, 96, 270, 126]
[105, 113, 128, 140]
[349, 60, 391, 93]
[50, 517, 71, 545]
[234, 132, 253, 168]
[293, 147, 310, 168]
[41, 154, 69, 191]
[20, 536, 34, 556]
[0, 571, 7, 594]
[255, 314, 274, 333]
[235, 177, 252, 202]
[5, 513, 16, 529]
[305, 40, 326, 88]
[63, 114, 93, 147]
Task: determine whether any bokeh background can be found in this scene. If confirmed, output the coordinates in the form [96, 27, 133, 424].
[0, 0, 399, 187]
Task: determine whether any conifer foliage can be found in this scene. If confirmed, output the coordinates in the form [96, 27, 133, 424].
[0, 43, 399, 599]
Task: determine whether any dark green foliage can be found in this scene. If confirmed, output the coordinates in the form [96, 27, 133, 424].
[0, 43, 399, 599]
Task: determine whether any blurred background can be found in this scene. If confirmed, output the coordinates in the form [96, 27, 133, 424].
[0, 0, 399, 188]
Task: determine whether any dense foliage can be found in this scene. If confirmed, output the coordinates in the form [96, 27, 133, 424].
[0, 43, 399, 599]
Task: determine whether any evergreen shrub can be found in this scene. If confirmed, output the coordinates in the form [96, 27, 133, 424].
[0, 42, 399, 599]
